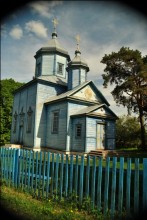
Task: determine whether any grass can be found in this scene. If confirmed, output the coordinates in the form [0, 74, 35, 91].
[1, 181, 108, 220]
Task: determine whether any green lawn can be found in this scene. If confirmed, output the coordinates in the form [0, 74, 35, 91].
[1, 182, 106, 220]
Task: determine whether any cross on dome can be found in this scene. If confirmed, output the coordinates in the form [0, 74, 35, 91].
[75, 34, 81, 51]
[52, 18, 58, 32]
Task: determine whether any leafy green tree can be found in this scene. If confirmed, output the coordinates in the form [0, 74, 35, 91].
[116, 115, 141, 149]
[0, 78, 24, 146]
[101, 47, 147, 150]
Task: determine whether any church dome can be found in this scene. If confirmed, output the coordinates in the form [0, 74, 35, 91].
[34, 19, 70, 61]
[67, 49, 89, 71]
[67, 34, 89, 71]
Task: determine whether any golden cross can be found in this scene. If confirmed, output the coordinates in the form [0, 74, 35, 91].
[75, 34, 80, 44]
[52, 18, 58, 30]
[75, 34, 80, 50]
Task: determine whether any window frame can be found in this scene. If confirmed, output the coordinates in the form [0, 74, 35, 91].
[75, 123, 82, 139]
[26, 107, 33, 133]
[36, 63, 41, 76]
[57, 62, 64, 75]
[51, 110, 59, 134]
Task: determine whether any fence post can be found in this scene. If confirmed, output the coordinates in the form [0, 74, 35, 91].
[143, 158, 147, 211]
[14, 149, 20, 187]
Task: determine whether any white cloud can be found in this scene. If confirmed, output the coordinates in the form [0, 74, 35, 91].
[9, 25, 23, 39]
[29, 1, 63, 18]
[25, 20, 48, 38]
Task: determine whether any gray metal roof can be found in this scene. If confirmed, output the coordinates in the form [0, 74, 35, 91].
[45, 81, 90, 104]
[37, 75, 67, 86]
[42, 36, 69, 56]
[71, 104, 118, 118]
[45, 80, 110, 106]
[67, 51, 89, 71]
[71, 104, 104, 115]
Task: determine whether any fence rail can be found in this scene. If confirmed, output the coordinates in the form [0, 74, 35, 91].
[0, 147, 147, 218]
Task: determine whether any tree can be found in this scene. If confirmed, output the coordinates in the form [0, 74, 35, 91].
[0, 78, 24, 146]
[116, 115, 141, 149]
[101, 47, 147, 150]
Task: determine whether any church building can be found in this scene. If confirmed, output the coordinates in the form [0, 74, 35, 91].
[10, 19, 118, 153]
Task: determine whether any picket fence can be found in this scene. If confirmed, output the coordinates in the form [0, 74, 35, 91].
[0, 147, 147, 218]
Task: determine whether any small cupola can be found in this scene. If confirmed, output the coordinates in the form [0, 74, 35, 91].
[34, 18, 70, 79]
[67, 35, 89, 90]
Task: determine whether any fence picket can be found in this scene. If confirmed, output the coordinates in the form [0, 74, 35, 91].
[79, 155, 84, 205]
[34, 151, 38, 194]
[42, 151, 46, 198]
[118, 157, 124, 216]
[69, 155, 74, 195]
[85, 155, 90, 198]
[134, 158, 139, 213]
[38, 151, 42, 198]
[143, 158, 147, 211]
[46, 152, 50, 198]
[91, 156, 96, 208]
[27, 150, 32, 190]
[64, 154, 68, 197]
[31, 151, 35, 190]
[50, 153, 55, 197]
[74, 154, 79, 198]
[55, 153, 60, 196]
[97, 156, 102, 211]
[12, 149, 15, 185]
[104, 157, 110, 215]
[126, 158, 131, 215]
[110, 157, 117, 217]
[59, 153, 64, 199]
[21, 149, 25, 189]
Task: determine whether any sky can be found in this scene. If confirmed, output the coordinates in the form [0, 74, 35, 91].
[1, 0, 147, 116]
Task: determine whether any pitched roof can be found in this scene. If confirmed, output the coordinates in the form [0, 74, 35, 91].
[37, 75, 67, 86]
[71, 104, 118, 119]
[45, 80, 110, 106]
[13, 75, 67, 94]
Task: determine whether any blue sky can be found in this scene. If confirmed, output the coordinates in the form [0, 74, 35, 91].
[1, 1, 147, 115]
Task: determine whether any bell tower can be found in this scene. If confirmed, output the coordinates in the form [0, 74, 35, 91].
[34, 18, 70, 79]
[67, 34, 89, 90]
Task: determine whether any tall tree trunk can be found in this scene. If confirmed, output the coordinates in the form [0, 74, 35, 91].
[139, 108, 146, 150]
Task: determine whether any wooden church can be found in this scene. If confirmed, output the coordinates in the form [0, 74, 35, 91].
[10, 19, 118, 153]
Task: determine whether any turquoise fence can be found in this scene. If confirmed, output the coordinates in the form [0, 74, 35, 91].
[0, 147, 147, 218]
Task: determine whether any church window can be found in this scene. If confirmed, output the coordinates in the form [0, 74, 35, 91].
[57, 63, 64, 75]
[52, 111, 59, 134]
[13, 111, 18, 133]
[75, 124, 82, 138]
[37, 63, 41, 76]
[27, 107, 33, 133]
[19, 107, 25, 126]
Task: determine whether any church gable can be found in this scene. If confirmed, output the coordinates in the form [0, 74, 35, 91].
[70, 81, 109, 105]
[92, 105, 113, 117]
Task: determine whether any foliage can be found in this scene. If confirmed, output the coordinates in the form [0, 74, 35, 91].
[101, 47, 147, 149]
[116, 115, 141, 148]
[0, 78, 24, 146]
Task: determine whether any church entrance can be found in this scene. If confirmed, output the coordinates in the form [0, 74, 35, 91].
[97, 123, 106, 149]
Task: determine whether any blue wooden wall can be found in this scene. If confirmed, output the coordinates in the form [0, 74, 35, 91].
[71, 117, 85, 152]
[46, 102, 67, 150]
[11, 83, 37, 147]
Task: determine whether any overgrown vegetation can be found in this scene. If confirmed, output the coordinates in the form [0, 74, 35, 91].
[1, 181, 111, 220]
[0, 78, 24, 146]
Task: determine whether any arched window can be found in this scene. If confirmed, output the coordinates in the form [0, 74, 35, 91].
[13, 111, 17, 133]
[27, 107, 33, 133]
